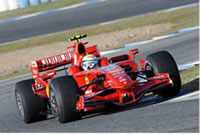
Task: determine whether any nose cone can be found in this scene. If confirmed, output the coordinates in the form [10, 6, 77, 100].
[99, 64, 132, 88]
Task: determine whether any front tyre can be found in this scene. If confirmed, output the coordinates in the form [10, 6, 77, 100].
[50, 76, 81, 123]
[15, 79, 47, 123]
[146, 51, 181, 98]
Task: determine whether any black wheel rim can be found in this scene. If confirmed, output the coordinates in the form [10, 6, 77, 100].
[145, 62, 154, 78]
[50, 89, 58, 117]
[16, 92, 25, 120]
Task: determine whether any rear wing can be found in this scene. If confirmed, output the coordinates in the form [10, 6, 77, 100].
[31, 34, 100, 78]
[31, 51, 73, 78]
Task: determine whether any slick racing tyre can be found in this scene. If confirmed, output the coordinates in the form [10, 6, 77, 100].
[146, 51, 181, 98]
[15, 79, 47, 123]
[50, 76, 81, 123]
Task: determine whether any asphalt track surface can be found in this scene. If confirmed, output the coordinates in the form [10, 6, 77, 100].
[0, 0, 198, 44]
[0, 30, 199, 132]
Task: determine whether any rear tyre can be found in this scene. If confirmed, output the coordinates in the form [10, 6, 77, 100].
[15, 79, 47, 123]
[146, 51, 181, 98]
[50, 76, 81, 123]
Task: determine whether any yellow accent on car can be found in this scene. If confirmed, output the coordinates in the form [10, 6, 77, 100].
[46, 85, 50, 98]
[76, 35, 80, 38]
[85, 75, 89, 84]
[109, 69, 120, 73]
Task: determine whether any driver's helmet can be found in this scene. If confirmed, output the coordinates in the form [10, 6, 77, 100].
[81, 54, 98, 70]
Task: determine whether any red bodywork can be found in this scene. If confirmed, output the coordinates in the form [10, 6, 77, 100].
[31, 39, 172, 112]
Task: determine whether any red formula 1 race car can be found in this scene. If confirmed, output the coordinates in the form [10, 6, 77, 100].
[15, 34, 181, 123]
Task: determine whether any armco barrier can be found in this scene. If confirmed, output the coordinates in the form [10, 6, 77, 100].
[18, 0, 29, 8]
[29, 0, 40, 6]
[8, 0, 18, 10]
[0, 0, 9, 12]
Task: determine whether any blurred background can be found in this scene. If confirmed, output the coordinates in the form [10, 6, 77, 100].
[0, 0, 55, 12]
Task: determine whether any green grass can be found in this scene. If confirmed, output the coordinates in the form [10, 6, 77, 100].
[180, 64, 199, 94]
[180, 64, 199, 84]
[0, 6, 198, 54]
[0, 0, 90, 21]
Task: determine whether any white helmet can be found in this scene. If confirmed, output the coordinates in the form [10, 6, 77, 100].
[81, 54, 98, 70]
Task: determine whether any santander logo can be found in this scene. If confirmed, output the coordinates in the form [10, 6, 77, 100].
[41, 52, 73, 66]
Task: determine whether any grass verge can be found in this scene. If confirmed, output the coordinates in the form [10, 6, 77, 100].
[0, 6, 198, 54]
[180, 64, 199, 94]
[0, 0, 90, 21]
[0, 69, 30, 80]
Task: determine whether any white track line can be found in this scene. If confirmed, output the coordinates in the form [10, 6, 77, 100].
[166, 91, 199, 103]
[178, 61, 200, 71]
[100, 3, 199, 25]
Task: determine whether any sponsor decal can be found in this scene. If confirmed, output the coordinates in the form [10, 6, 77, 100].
[100, 64, 117, 71]
[41, 52, 73, 66]
[119, 78, 127, 82]
[107, 80, 112, 83]
[149, 75, 167, 80]
[84, 90, 104, 99]
[105, 66, 117, 71]
[31, 61, 37, 67]
[113, 71, 126, 78]
[109, 69, 120, 73]
[118, 76, 128, 84]
[32, 69, 38, 74]
[85, 90, 92, 94]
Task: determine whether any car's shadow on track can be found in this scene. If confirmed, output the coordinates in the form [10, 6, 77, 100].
[80, 95, 166, 121]
[81, 78, 199, 120]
